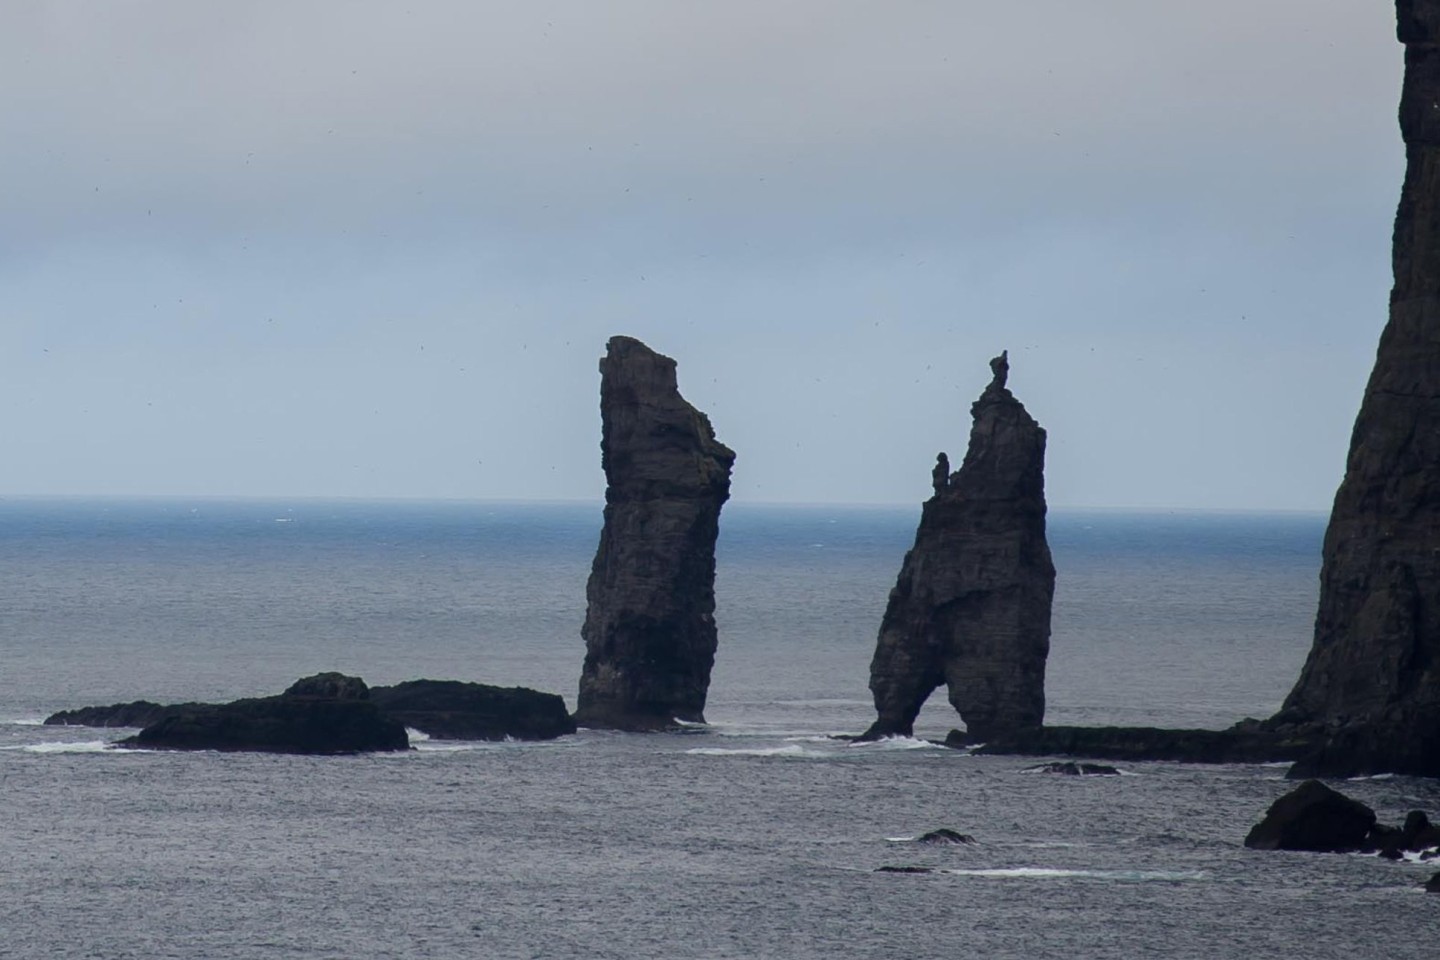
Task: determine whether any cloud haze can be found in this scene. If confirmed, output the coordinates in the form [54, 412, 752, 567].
[0, 1, 1403, 508]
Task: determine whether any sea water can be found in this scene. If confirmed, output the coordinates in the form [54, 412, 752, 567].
[0, 499, 1435, 959]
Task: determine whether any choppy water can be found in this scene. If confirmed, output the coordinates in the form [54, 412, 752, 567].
[1, 499, 1435, 959]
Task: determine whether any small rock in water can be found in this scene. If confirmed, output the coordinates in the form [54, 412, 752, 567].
[1243, 780, 1376, 852]
[875, 866, 934, 874]
[1024, 761, 1122, 776]
[916, 829, 978, 845]
[1426, 872, 1440, 893]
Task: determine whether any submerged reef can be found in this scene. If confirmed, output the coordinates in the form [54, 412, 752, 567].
[862, 352, 1054, 742]
[575, 336, 735, 731]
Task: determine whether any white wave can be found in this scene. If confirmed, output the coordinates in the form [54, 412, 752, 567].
[9, 740, 119, 754]
[413, 741, 489, 753]
[404, 728, 431, 742]
[6, 718, 45, 726]
[943, 867, 1205, 882]
[1347, 773, 1395, 781]
[845, 736, 943, 752]
[1398, 847, 1440, 863]
[685, 744, 830, 758]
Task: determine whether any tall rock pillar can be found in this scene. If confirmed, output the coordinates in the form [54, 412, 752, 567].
[1274, 1, 1440, 776]
[576, 336, 735, 731]
[863, 353, 1054, 741]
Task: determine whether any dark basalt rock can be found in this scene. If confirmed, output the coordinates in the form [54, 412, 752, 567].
[44, 700, 198, 728]
[875, 865, 935, 874]
[575, 336, 735, 731]
[1246, 781, 1440, 863]
[1243, 780, 1377, 853]
[1365, 809, 1440, 859]
[118, 673, 408, 755]
[916, 829, 978, 845]
[862, 353, 1053, 742]
[1426, 872, 1440, 893]
[1259, 0, 1440, 779]
[285, 672, 370, 700]
[369, 679, 576, 741]
[1022, 761, 1122, 776]
[976, 723, 1319, 765]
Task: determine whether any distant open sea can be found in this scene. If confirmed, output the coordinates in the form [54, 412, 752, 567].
[1, 499, 1435, 959]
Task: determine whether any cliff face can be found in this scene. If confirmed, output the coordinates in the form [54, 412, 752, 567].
[575, 336, 735, 731]
[863, 354, 1054, 741]
[1273, 1, 1440, 777]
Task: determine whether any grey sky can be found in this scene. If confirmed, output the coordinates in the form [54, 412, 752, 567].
[0, 2, 1402, 508]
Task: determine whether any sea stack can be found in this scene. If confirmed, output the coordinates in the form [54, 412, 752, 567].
[1269, 1, 1440, 778]
[863, 352, 1054, 741]
[575, 336, 735, 731]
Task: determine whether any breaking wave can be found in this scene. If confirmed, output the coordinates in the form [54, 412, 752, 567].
[943, 867, 1205, 882]
[7, 740, 126, 754]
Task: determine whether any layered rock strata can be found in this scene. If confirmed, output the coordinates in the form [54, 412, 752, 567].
[862, 353, 1054, 741]
[575, 336, 735, 731]
[1263, 1, 1440, 778]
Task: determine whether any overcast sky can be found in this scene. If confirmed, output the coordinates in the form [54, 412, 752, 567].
[0, 1, 1404, 509]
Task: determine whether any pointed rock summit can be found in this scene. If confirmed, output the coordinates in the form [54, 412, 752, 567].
[1269, 1, 1440, 777]
[575, 336, 735, 731]
[863, 352, 1054, 741]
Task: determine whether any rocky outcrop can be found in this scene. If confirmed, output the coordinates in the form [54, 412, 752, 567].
[1244, 780, 1440, 858]
[117, 673, 409, 754]
[862, 353, 1054, 741]
[45, 700, 195, 728]
[1021, 761, 1122, 776]
[50, 675, 576, 745]
[1243, 780, 1377, 852]
[916, 829, 978, 845]
[1261, 2, 1440, 779]
[575, 336, 735, 731]
[369, 680, 576, 741]
[975, 722, 1319, 765]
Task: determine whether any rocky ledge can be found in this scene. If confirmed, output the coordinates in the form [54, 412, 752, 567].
[369, 679, 575, 741]
[974, 722, 1319, 767]
[118, 673, 407, 755]
[45, 700, 201, 728]
[50, 673, 577, 752]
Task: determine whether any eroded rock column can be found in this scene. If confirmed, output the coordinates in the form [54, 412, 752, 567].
[575, 336, 735, 731]
[863, 353, 1054, 741]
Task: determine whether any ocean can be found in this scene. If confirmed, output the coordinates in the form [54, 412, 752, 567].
[1, 499, 1435, 959]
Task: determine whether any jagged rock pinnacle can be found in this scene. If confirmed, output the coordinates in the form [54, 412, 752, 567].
[862, 354, 1053, 741]
[575, 336, 735, 731]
